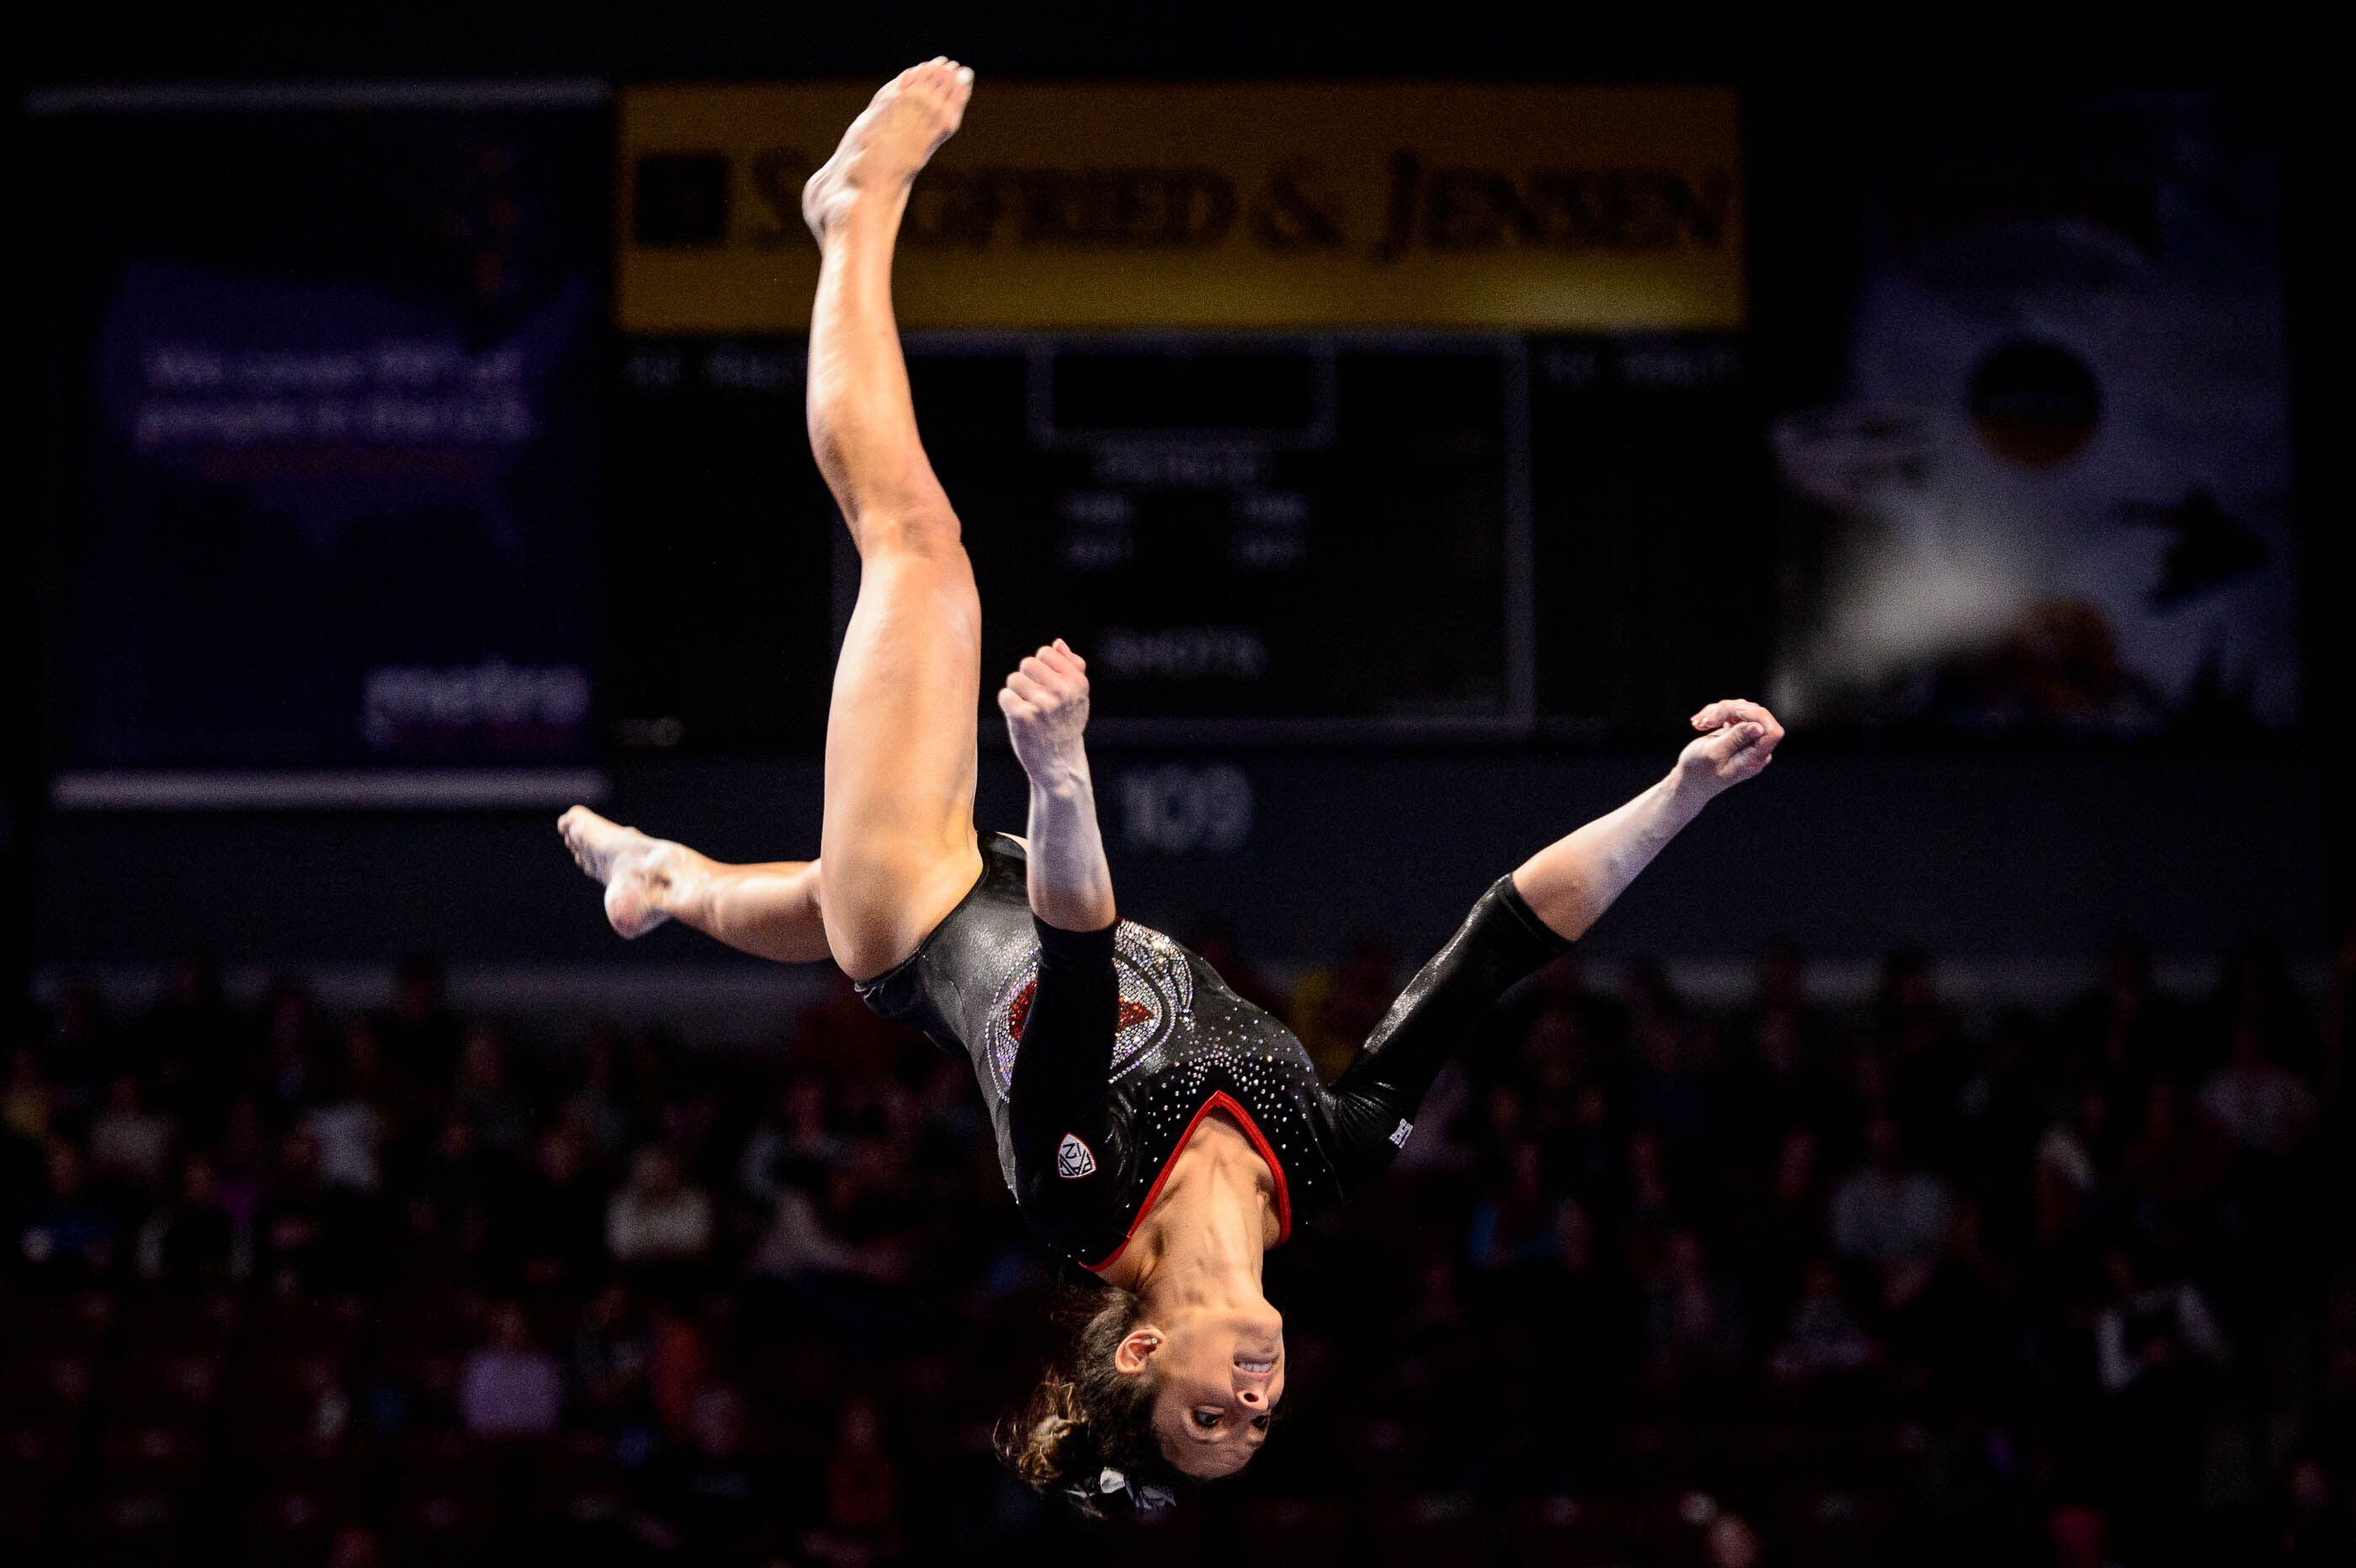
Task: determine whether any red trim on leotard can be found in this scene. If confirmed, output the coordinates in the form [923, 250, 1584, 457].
[1082, 1090, 1293, 1274]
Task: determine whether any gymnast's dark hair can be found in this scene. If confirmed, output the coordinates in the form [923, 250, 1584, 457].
[996, 1284, 1189, 1518]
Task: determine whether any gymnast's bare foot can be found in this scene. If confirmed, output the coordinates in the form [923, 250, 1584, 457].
[802, 56, 974, 240]
[557, 806, 682, 939]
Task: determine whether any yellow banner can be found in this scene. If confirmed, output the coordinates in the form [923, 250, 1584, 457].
[619, 83, 1743, 332]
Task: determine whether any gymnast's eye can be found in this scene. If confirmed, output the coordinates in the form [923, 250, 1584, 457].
[1191, 1409, 1220, 1429]
[1251, 1415, 1270, 1431]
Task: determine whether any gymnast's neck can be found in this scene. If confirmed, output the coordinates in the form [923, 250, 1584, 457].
[1100, 1110, 1281, 1306]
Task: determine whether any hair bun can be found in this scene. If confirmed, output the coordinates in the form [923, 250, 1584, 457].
[1011, 1404, 1083, 1487]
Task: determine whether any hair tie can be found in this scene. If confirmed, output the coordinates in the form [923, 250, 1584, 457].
[1070, 1466, 1173, 1515]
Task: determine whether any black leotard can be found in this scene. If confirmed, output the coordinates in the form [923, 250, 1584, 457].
[857, 835, 1569, 1270]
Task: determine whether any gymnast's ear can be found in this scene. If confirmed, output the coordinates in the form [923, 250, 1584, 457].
[1113, 1327, 1162, 1376]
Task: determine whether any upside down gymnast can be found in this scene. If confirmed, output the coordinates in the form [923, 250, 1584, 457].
[557, 59, 1786, 1515]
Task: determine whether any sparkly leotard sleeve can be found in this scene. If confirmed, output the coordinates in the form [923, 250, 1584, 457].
[857, 835, 1569, 1270]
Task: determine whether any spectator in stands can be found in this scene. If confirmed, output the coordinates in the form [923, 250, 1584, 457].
[822, 1140, 928, 1295]
[259, 981, 327, 1114]
[655, 1081, 728, 1183]
[508, 1123, 608, 1289]
[43, 978, 109, 1081]
[1955, 1008, 2053, 1188]
[1770, 1254, 1878, 1385]
[569, 1280, 653, 1424]
[454, 1024, 535, 1160]
[1183, 914, 1287, 1018]
[252, 1127, 337, 1290]
[2199, 1022, 2321, 1157]
[1292, 935, 1401, 1081]
[412, 1111, 499, 1273]
[2, 1045, 53, 1145]
[2094, 1242, 2232, 1562]
[130, 950, 236, 1090]
[1467, 1139, 1574, 1273]
[1706, 1511, 1764, 1568]
[608, 1145, 714, 1266]
[1622, 1127, 1683, 1275]
[1642, 1227, 1747, 1391]
[2209, 935, 2319, 1080]
[459, 1300, 565, 1438]
[1626, 1005, 1709, 1150]
[206, 1094, 272, 1236]
[324, 1526, 385, 1568]
[1875, 946, 1968, 1157]
[1515, 1008, 1584, 1133]
[645, 1298, 712, 1437]
[563, 1033, 637, 1160]
[88, 1069, 175, 1194]
[1724, 998, 1837, 1168]
[2094, 1244, 2229, 1396]
[2047, 1503, 2116, 1568]
[381, 955, 460, 1083]
[1557, 1080, 1620, 1203]
[1893, 1200, 2018, 1397]
[815, 1395, 902, 1560]
[2120, 1076, 2227, 1226]
[15, 1141, 116, 1284]
[137, 1152, 239, 1287]
[740, 1075, 843, 1206]
[2032, 1094, 2104, 1263]
[302, 1024, 386, 1196]
[638, 1384, 775, 1560]
[1829, 1115, 1952, 1301]
[2064, 938, 2189, 1091]
[1734, 1126, 1827, 1310]
[752, 1180, 868, 1285]
[2276, 1454, 2351, 1566]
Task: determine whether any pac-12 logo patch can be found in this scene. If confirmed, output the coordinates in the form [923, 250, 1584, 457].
[1388, 1119, 1414, 1149]
[1056, 1133, 1098, 1179]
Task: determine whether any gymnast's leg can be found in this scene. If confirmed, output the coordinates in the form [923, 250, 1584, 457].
[557, 805, 830, 964]
[552, 63, 980, 979]
[800, 58, 984, 980]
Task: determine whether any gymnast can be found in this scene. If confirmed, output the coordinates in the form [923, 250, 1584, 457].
[558, 58, 1784, 1515]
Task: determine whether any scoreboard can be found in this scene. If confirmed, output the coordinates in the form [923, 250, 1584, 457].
[608, 332, 1759, 749]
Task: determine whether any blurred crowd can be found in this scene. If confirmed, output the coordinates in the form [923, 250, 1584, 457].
[3, 928, 2353, 1566]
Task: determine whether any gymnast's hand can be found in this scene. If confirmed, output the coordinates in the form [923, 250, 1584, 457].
[1000, 639, 1095, 790]
[1675, 698, 1785, 798]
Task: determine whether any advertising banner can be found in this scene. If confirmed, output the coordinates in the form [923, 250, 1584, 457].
[619, 83, 1743, 332]
[38, 84, 610, 797]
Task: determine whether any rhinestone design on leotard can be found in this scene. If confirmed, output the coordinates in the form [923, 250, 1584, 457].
[983, 922, 1197, 1100]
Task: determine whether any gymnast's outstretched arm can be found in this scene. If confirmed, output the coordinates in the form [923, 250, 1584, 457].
[996, 638, 1117, 933]
[1511, 697, 1784, 940]
[1325, 698, 1785, 1147]
[557, 807, 832, 965]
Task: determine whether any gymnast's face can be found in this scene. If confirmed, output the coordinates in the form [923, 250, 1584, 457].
[1117, 1306, 1285, 1479]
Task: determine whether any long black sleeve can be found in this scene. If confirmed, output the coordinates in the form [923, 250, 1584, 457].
[1326, 877, 1570, 1160]
[1008, 918, 1125, 1210]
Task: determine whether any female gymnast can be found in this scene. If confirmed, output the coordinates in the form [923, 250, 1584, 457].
[557, 58, 1785, 1516]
